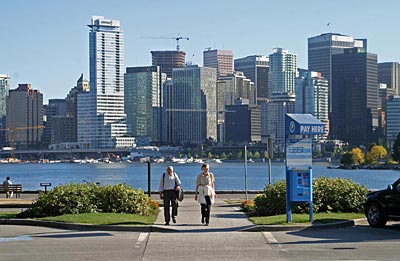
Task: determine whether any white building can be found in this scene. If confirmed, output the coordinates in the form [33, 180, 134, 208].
[78, 16, 134, 149]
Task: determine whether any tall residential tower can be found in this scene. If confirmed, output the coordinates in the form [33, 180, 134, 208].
[78, 16, 134, 149]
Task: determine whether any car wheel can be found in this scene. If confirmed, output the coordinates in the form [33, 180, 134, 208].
[366, 202, 387, 227]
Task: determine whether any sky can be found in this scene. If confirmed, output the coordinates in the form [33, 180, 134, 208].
[1, 0, 399, 103]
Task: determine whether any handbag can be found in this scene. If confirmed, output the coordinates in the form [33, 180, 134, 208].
[174, 173, 184, 202]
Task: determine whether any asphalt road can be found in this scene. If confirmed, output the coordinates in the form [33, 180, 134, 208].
[2, 223, 400, 260]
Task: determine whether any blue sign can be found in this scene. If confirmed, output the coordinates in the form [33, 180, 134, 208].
[285, 114, 325, 135]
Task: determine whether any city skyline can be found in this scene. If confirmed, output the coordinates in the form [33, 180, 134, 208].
[1, 0, 400, 102]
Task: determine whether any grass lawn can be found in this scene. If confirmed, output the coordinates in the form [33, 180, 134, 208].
[0, 212, 18, 218]
[0, 211, 157, 225]
[39, 212, 157, 225]
[250, 212, 365, 225]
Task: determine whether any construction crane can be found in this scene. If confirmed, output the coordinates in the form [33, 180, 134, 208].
[0, 125, 45, 160]
[143, 35, 189, 51]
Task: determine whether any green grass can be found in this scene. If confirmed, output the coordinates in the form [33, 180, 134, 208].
[0, 212, 19, 218]
[250, 212, 365, 225]
[38, 212, 158, 225]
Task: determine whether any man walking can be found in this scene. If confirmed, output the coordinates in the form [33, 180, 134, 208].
[159, 166, 181, 225]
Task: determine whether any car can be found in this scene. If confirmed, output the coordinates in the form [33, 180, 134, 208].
[365, 178, 400, 227]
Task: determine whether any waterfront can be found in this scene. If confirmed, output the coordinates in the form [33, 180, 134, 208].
[1, 161, 400, 191]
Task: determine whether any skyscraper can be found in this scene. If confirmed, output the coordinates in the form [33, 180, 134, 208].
[6, 84, 43, 149]
[0, 74, 10, 123]
[0, 74, 10, 146]
[66, 74, 90, 143]
[266, 48, 297, 151]
[331, 47, 378, 146]
[234, 55, 269, 103]
[151, 51, 186, 78]
[308, 33, 366, 111]
[124, 66, 166, 144]
[203, 49, 234, 78]
[295, 69, 329, 140]
[166, 65, 217, 145]
[386, 95, 400, 146]
[78, 16, 134, 149]
[378, 62, 399, 96]
[268, 48, 297, 96]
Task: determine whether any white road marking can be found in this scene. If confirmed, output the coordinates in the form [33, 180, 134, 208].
[135, 233, 149, 248]
[232, 207, 241, 211]
[0, 235, 32, 243]
[262, 232, 288, 253]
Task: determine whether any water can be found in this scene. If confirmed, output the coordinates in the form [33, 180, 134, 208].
[1, 162, 400, 191]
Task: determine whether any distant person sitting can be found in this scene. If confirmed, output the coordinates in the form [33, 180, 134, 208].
[3, 176, 13, 198]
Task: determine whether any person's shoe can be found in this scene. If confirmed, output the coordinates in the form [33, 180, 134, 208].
[205, 222, 209, 226]
[165, 222, 169, 225]
[201, 216, 205, 224]
[172, 217, 176, 223]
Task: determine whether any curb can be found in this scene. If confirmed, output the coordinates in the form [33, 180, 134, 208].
[240, 219, 356, 232]
[0, 218, 360, 233]
[0, 218, 175, 233]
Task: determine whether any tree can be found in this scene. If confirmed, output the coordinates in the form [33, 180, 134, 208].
[187, 152, 192, 158]
[237, 151, 243, 159]
[340, 152, 353, 165]
[254, 151, 260, 159]
[208, 152, 213, 159]
[263, 150, 269, 159]
[365, 145, 387, 164]
[220, 152, 227, 160]
[351, 148, 364, 164]
[392, 132, 400, 162]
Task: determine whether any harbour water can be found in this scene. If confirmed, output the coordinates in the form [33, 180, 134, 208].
[1, 161, 400, 191]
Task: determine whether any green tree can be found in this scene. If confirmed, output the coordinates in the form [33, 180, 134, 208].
[365, 145, 387, 164]
[392, 132, 400, 162]
[247, 151, 253, 159]
[187, 152, 192, 158]
[237, 151, 243, 159]
[208, 152, 213, 159]
[254, 151, 260, 159]
[340, 152, 353, 165]
[263, 150, 269, 159]
[220, 152, 227, 160]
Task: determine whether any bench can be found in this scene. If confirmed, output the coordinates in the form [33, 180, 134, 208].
[0, 184, 22, 198]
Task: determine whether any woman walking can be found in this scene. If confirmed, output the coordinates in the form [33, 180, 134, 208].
[195, 163, 216, 226]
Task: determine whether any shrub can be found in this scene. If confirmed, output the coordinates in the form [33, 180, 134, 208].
[253, 177, 368, 216]
[18, 183, 159, 218]
[241, 200, 255, 213]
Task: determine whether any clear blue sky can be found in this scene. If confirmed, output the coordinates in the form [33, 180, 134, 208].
[1, 0, 399, 103]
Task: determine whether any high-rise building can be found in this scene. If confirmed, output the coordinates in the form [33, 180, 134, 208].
[225, 100, 261, 144]
[66, 74, 90, 143]
[124, 66, 166, 144]
[166, 65, 217, 145]
[234, 55, 269, 103]
[203, 49, 234, 78]
[6, 84, 44, 149]
[331, 47, 378, 146]
[265, 93, 296, 152]
[386, 95, 400, 146]
[295, 69, 329, 139]
[308, 33, 366, 112]
[266, 48, 297, 150]
[268, 48, 297, 96]
[0, 74, 10, 146]
[151, 51, 186, 78]
[216, 72, 255, 142]
[79, 16, 134, 149]
[43, 99, 67, 146]
[378, 62, 400, 96]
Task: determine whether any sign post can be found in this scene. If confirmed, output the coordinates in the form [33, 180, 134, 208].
[285, 114, 325, 223]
